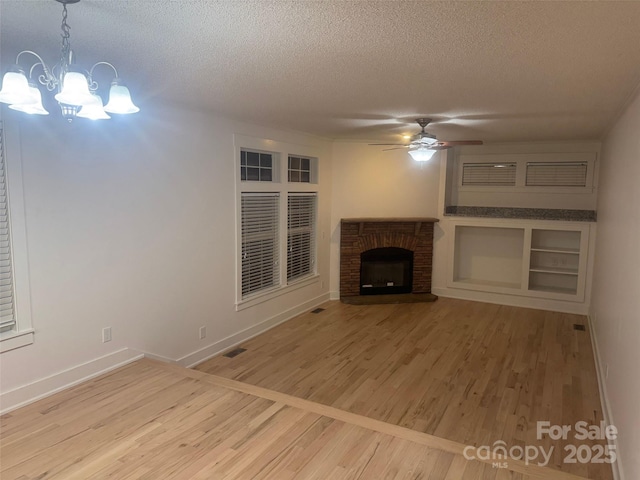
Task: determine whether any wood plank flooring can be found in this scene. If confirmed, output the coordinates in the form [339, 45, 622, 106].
[196, 298, 613, 480]
[2, 358, 562, 480]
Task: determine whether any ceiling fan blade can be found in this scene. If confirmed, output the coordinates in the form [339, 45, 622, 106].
[382, 147, 410, 151]
[368, 143, 409, 146]
[437, 140, 483, 146]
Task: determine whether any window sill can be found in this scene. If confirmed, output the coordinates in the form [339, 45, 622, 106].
[0, 329, 35, 353]
[236, 274, 320, 311]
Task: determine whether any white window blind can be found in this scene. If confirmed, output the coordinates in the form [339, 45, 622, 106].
[0, 126, 16, 333]
[241, 193, 280, 298]
[462, 163, 517, 186]
[526, 162, 588, 187]
[287, 193, 316, 282]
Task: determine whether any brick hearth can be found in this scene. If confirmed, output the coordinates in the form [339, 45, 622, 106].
[339, 218, 439, 297]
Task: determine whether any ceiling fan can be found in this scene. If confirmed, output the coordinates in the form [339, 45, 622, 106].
[370, 118, 483, 161]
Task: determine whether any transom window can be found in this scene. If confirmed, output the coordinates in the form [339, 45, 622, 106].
[288, 156, 311, 183]
[240, 150, 274, 182]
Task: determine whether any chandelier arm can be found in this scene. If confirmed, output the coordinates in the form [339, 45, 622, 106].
[15, 50, 58, 90]
[88, 62, 119, 91]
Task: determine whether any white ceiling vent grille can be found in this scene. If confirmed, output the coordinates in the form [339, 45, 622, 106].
[526, 162, 588, 187]
[462, 163, 517, 186]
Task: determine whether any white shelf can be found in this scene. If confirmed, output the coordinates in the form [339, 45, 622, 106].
[529, 266, 579, 276]
[530, 247, 579, 254]
[454, 278, 522, 290]
[528, 285, 578, 295]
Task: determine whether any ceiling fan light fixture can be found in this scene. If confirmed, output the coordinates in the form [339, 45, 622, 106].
[408, 146, 437, 162]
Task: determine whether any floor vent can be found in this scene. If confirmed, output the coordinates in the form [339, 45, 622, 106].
[573, 324, 586, 331]
[223, 347, 247, 358]
[311, 308, 325, 314]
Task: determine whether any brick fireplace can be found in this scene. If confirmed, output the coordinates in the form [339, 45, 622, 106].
[339, 218, 439, 298]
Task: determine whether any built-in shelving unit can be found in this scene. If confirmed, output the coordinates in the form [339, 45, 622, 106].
[448, 220, 590, 303]
[528, 229, 581, 295]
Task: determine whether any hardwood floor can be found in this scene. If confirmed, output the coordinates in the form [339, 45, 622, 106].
[0, 298, 612, 479]
[2, 358, 562, 480]
[196, 298, 612, 480]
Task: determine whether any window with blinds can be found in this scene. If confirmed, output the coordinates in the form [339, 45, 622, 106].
[462, 163, 517, 186]
[526, 162, 588, 187]
[0, 126, 16, 333]
[287, 194, 316, 282]
[241, 193, 279, 298]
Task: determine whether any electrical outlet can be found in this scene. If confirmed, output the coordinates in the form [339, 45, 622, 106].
[604, 363, 609, 380]
[321, 280, 325, 289]
[199, 326, 206, 340]
[102, 327, 112, 343]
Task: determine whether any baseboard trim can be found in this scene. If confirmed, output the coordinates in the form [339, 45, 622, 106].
[587, 315, 624, 480]
[178, 292, 331, 368]
[431, 287, 589, 315]
[329, 290, 340, 300]
[0, 294, 331, 415]
[0, 348, 143, 414]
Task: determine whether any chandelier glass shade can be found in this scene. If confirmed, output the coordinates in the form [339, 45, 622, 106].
[0, 0, 139, 121]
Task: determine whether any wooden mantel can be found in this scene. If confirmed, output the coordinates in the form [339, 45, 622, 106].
[341, 218, 439, 236]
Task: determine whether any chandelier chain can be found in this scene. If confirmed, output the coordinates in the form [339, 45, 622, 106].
[60, 4, 72, 69]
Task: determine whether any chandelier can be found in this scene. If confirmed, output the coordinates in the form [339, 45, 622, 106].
[0, 0, 139, 121]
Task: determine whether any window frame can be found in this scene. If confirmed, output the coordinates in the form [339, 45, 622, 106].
[234, 135, 319, 310]
[0, 119, 35, 353]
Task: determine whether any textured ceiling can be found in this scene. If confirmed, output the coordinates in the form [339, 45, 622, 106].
[2, 1, 640, 143]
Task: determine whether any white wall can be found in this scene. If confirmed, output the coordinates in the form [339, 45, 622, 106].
[329, 143, 441, 296]
[590, 89, 640, 480]
[0, 103, 332, 409]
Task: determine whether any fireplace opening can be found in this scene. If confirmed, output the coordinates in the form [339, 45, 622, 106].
[360, 247, 413, 295]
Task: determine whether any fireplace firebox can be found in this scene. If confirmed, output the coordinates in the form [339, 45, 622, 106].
[360, 247, 413, 295]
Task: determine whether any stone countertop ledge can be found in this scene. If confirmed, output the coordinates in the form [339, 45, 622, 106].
[444, 206, 596, 222]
